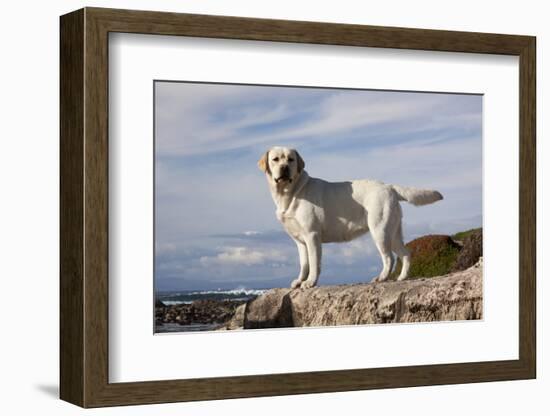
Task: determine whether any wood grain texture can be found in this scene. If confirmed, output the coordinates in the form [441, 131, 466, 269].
[59, 8, 84, 407]
[518, 38, 536, 376]
[83, 10, 110, 406]
[59, 7, 537, 408]
[88, 7, 532, 54]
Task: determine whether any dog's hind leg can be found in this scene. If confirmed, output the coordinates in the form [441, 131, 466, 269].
[392, 222, 411, 281]
[369, 226, 394, 282]
[366, 188, 400, 282]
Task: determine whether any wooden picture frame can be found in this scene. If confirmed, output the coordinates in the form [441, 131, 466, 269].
[60, 7, 536, 408]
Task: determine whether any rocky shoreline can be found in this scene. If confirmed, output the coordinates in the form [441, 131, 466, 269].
[156, 228, 483, 332]
[155, 299, 248, 329]
[155, 262, 482, 332]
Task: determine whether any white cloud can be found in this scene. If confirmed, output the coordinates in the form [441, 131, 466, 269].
[262, 91, 443, 143]
[155, 84, 480, 157]
[155, 242, 177, 255]
[199, 246, 286, 267]
[155, 82, 315, 157]
[308, 134, 482, 192]
[324, 237, 377, 265]
[340, 238, 377, 260]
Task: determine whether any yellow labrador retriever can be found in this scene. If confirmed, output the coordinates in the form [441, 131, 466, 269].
[258, 146, 443, 289]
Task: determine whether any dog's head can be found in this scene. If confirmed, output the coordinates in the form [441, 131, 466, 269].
[258, 146, 305, 185]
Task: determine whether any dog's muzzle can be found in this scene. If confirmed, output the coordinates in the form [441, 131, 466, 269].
[275, 177, 292, 183]
[275, 166, 291, 183]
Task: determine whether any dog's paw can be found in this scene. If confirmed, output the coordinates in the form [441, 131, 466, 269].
[290, 279, 303, 289]
[371, 275, 391, 283]
[300, 280, 316, 289]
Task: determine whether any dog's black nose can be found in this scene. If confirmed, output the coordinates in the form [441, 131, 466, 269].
[281, 165, 290, 176]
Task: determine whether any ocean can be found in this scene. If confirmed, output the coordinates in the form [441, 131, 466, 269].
[156, 288, 267, 305]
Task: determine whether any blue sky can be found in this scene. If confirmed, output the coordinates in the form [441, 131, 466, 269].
[154, 81, 482, 291]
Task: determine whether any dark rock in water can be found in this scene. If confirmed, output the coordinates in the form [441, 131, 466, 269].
[155, 299, 166, 308]
[452, 228, 483, 272]
[178, 315, 191, 325]
[155, 298, 247, 329]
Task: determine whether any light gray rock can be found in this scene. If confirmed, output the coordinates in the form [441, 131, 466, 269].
[239, 259, 482, 329]
[243, 289, 294, 329]
[223, 303, 247, 330]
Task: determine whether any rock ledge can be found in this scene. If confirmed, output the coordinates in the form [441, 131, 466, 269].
[225, 259, 483, 330]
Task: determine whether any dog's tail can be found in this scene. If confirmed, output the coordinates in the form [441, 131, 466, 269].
[392, 185, 443, 206]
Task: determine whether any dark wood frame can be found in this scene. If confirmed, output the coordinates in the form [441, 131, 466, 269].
[60, 7, 536, 408]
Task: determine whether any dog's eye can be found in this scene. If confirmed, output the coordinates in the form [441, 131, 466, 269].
[288, 157, 294, 162]
[272, 157, 279, 162]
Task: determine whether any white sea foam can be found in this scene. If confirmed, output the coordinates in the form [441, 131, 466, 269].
[189, 288, 267, 296]
[161, 300, 193, 305]
[157, 288, 268, 305]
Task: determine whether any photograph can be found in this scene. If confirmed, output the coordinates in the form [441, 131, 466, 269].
[153, 81, 483, 333]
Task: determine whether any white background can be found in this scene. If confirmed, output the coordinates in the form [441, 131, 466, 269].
[0, 0, 546, 414]
[110, 34, 519, 382]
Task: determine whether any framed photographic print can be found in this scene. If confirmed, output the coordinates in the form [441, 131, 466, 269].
[60, 7, 536, 408]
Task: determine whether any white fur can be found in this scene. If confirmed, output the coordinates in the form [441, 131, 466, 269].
[259, 146, 443, 289]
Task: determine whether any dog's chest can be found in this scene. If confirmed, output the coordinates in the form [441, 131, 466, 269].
[277, 211, 304, 241]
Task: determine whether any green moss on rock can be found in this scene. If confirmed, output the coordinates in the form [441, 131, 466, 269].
[392, 234, 461, 279]
[452, 227, 482, 242]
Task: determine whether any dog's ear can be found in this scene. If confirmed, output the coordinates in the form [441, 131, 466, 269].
[295, 150, 305, 173]
[257, 151, 271, 175]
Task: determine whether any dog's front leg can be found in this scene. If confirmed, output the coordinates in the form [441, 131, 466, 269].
[300, 233, 321, 289]
[290, 240, 309, 289]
